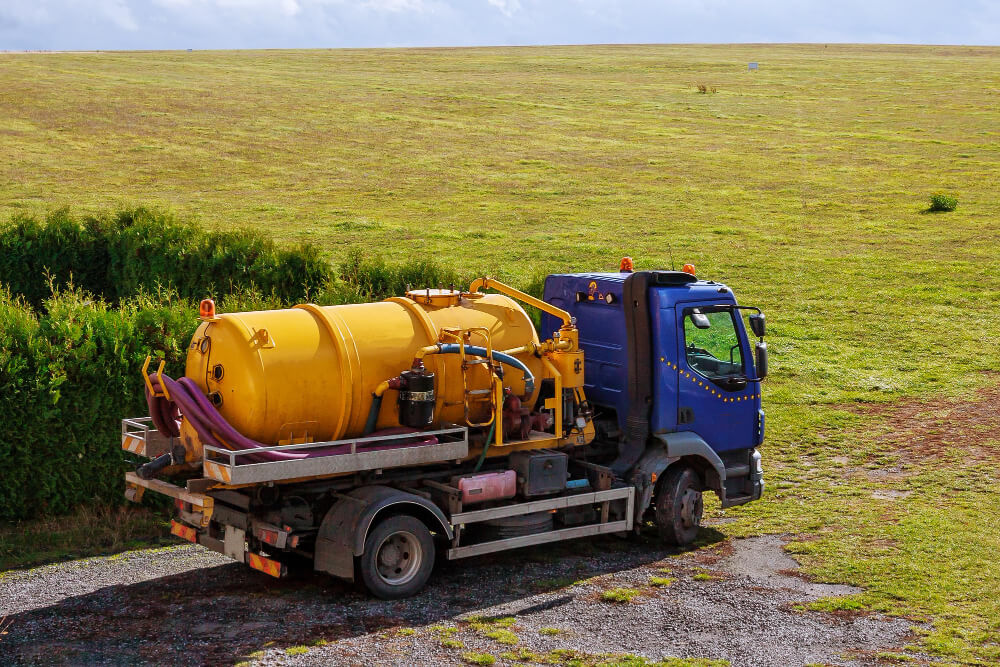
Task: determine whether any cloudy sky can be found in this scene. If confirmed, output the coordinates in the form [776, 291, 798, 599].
[1, 0, 997, 51]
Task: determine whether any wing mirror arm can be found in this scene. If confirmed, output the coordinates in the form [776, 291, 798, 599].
[732, 306, 765, 338]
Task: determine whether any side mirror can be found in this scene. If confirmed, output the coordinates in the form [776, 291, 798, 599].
[749, 312, 766, 338]
[755, 341, 768, 380]
[690, 311, 711, 329]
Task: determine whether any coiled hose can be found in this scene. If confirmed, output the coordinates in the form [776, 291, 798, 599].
[145, 374, 435, 464]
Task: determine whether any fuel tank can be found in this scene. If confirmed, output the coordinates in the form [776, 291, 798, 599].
[184, 290, 541, 444]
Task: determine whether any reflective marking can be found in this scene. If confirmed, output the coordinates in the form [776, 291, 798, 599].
[248, 553, 283, 578]
[121, 435, 145, 454]
[678, 366, 759, 403]
[170, 520, 197, 543]
[204, 461, 232, 483]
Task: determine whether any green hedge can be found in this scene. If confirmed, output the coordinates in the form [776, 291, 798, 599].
[0, 208, 549, 521]
[339, 248, 463, 299]
[0, 286, 300, 521]
[0, 208, 333, 308]
[0, 289, 190, 519]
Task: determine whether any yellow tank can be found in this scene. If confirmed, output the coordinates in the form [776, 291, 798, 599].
[184, 290, 542, 445]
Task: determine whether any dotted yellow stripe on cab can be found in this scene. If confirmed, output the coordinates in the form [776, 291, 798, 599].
[661, 359, 760, 403]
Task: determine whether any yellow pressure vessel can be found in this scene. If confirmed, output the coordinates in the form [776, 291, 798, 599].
[184, 290, 541, 445]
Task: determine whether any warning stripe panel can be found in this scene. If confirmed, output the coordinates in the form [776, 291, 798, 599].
[170, 520, 198, 543]
[204, 461, 232, 484]
[247, 553, 284, 578]
[121, 435, 146, 455]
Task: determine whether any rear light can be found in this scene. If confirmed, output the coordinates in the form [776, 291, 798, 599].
[259, 528, 279, 546]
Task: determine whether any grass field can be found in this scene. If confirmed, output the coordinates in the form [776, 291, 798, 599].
[2, 44, 1000, 662]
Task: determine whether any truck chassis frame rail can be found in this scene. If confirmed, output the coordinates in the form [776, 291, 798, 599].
[201, 425, 470, 485]
[446, 486, 634, 559]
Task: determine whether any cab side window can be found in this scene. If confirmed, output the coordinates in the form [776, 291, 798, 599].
[683, 308, 744, 380]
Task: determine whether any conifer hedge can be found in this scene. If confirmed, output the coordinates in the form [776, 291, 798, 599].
[0, 290, 188, 519]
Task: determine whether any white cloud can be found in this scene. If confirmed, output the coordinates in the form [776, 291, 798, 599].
[101, 0, 140, 30]
[358, 0, 430, 12]
[487, 0, 521, 18]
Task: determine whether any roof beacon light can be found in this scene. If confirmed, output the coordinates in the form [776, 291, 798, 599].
[199, 298, 217, 320]
[682, 264, 696, 276]
[619, 257, 634, 273]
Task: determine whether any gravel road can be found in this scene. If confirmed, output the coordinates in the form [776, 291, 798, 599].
[0, 529, 921, 666]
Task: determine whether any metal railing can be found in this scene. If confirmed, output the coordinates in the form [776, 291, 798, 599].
[201, 425, 469, 485]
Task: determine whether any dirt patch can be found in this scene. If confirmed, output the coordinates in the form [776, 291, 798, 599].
[850, 380, 1000, 463]
[871, 489, 912, 500]
[686, 539, 735, 566]
[713, 535, 861, 599]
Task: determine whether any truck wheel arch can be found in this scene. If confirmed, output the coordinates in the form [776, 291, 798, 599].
[653, 432, 725, 493]
[633, 432, 726, 520]
[314, 485, 452, 582]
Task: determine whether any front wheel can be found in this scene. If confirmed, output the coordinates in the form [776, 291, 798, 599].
[655, 466, 703, 546]
[358, 514, 435, 599]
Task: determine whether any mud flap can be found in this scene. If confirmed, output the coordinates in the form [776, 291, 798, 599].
[315, 500, 360, 581]
[224, 526, 246, 563]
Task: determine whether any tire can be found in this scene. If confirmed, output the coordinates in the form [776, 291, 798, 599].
[655, 466, 703, 546]
[358, 514, 435, 599]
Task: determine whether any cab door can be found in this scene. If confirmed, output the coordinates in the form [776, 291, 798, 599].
[675, 303, 759, 453]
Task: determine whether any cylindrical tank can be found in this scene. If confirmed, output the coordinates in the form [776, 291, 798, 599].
[184, 290, 541, 445]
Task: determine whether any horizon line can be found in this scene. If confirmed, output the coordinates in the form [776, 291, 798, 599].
[2, 41, 998, 55]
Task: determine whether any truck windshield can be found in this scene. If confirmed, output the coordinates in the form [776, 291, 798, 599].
[683, 307, 744, 380]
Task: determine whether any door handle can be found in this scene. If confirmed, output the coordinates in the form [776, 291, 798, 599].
[720, 376, 748, 391]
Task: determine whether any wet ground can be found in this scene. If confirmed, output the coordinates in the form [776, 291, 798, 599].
[0, 529, 923, 666]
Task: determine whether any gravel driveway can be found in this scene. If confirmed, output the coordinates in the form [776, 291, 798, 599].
[0, 528, 920, 666]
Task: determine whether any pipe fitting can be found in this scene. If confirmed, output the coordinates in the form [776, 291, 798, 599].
[412, 343, 442, 365]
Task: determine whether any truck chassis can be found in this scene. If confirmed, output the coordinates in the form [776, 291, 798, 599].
[123, 417, 646, 598]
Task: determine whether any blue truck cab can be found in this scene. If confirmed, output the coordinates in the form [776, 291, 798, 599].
[543, 267, 766, 544]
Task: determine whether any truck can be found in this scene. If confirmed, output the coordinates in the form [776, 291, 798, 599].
[122, 261, 767, 599]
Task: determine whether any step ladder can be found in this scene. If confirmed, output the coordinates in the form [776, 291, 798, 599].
[442, 327, 499, 428]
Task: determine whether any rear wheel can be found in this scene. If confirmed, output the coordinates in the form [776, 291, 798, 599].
[655, 466, 703, 546]
[359, 515, 435, 599]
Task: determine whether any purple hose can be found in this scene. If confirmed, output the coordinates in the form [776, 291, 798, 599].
[145, 373, 437, 464]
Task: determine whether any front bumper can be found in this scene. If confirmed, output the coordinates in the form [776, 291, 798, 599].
[749, 447, 764, 501]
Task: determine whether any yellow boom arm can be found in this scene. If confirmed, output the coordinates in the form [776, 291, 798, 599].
[468, 277, 573, 329]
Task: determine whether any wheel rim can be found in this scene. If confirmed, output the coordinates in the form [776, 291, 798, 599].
[679, 488, 703, 530]
[374, 530, 422, 586]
